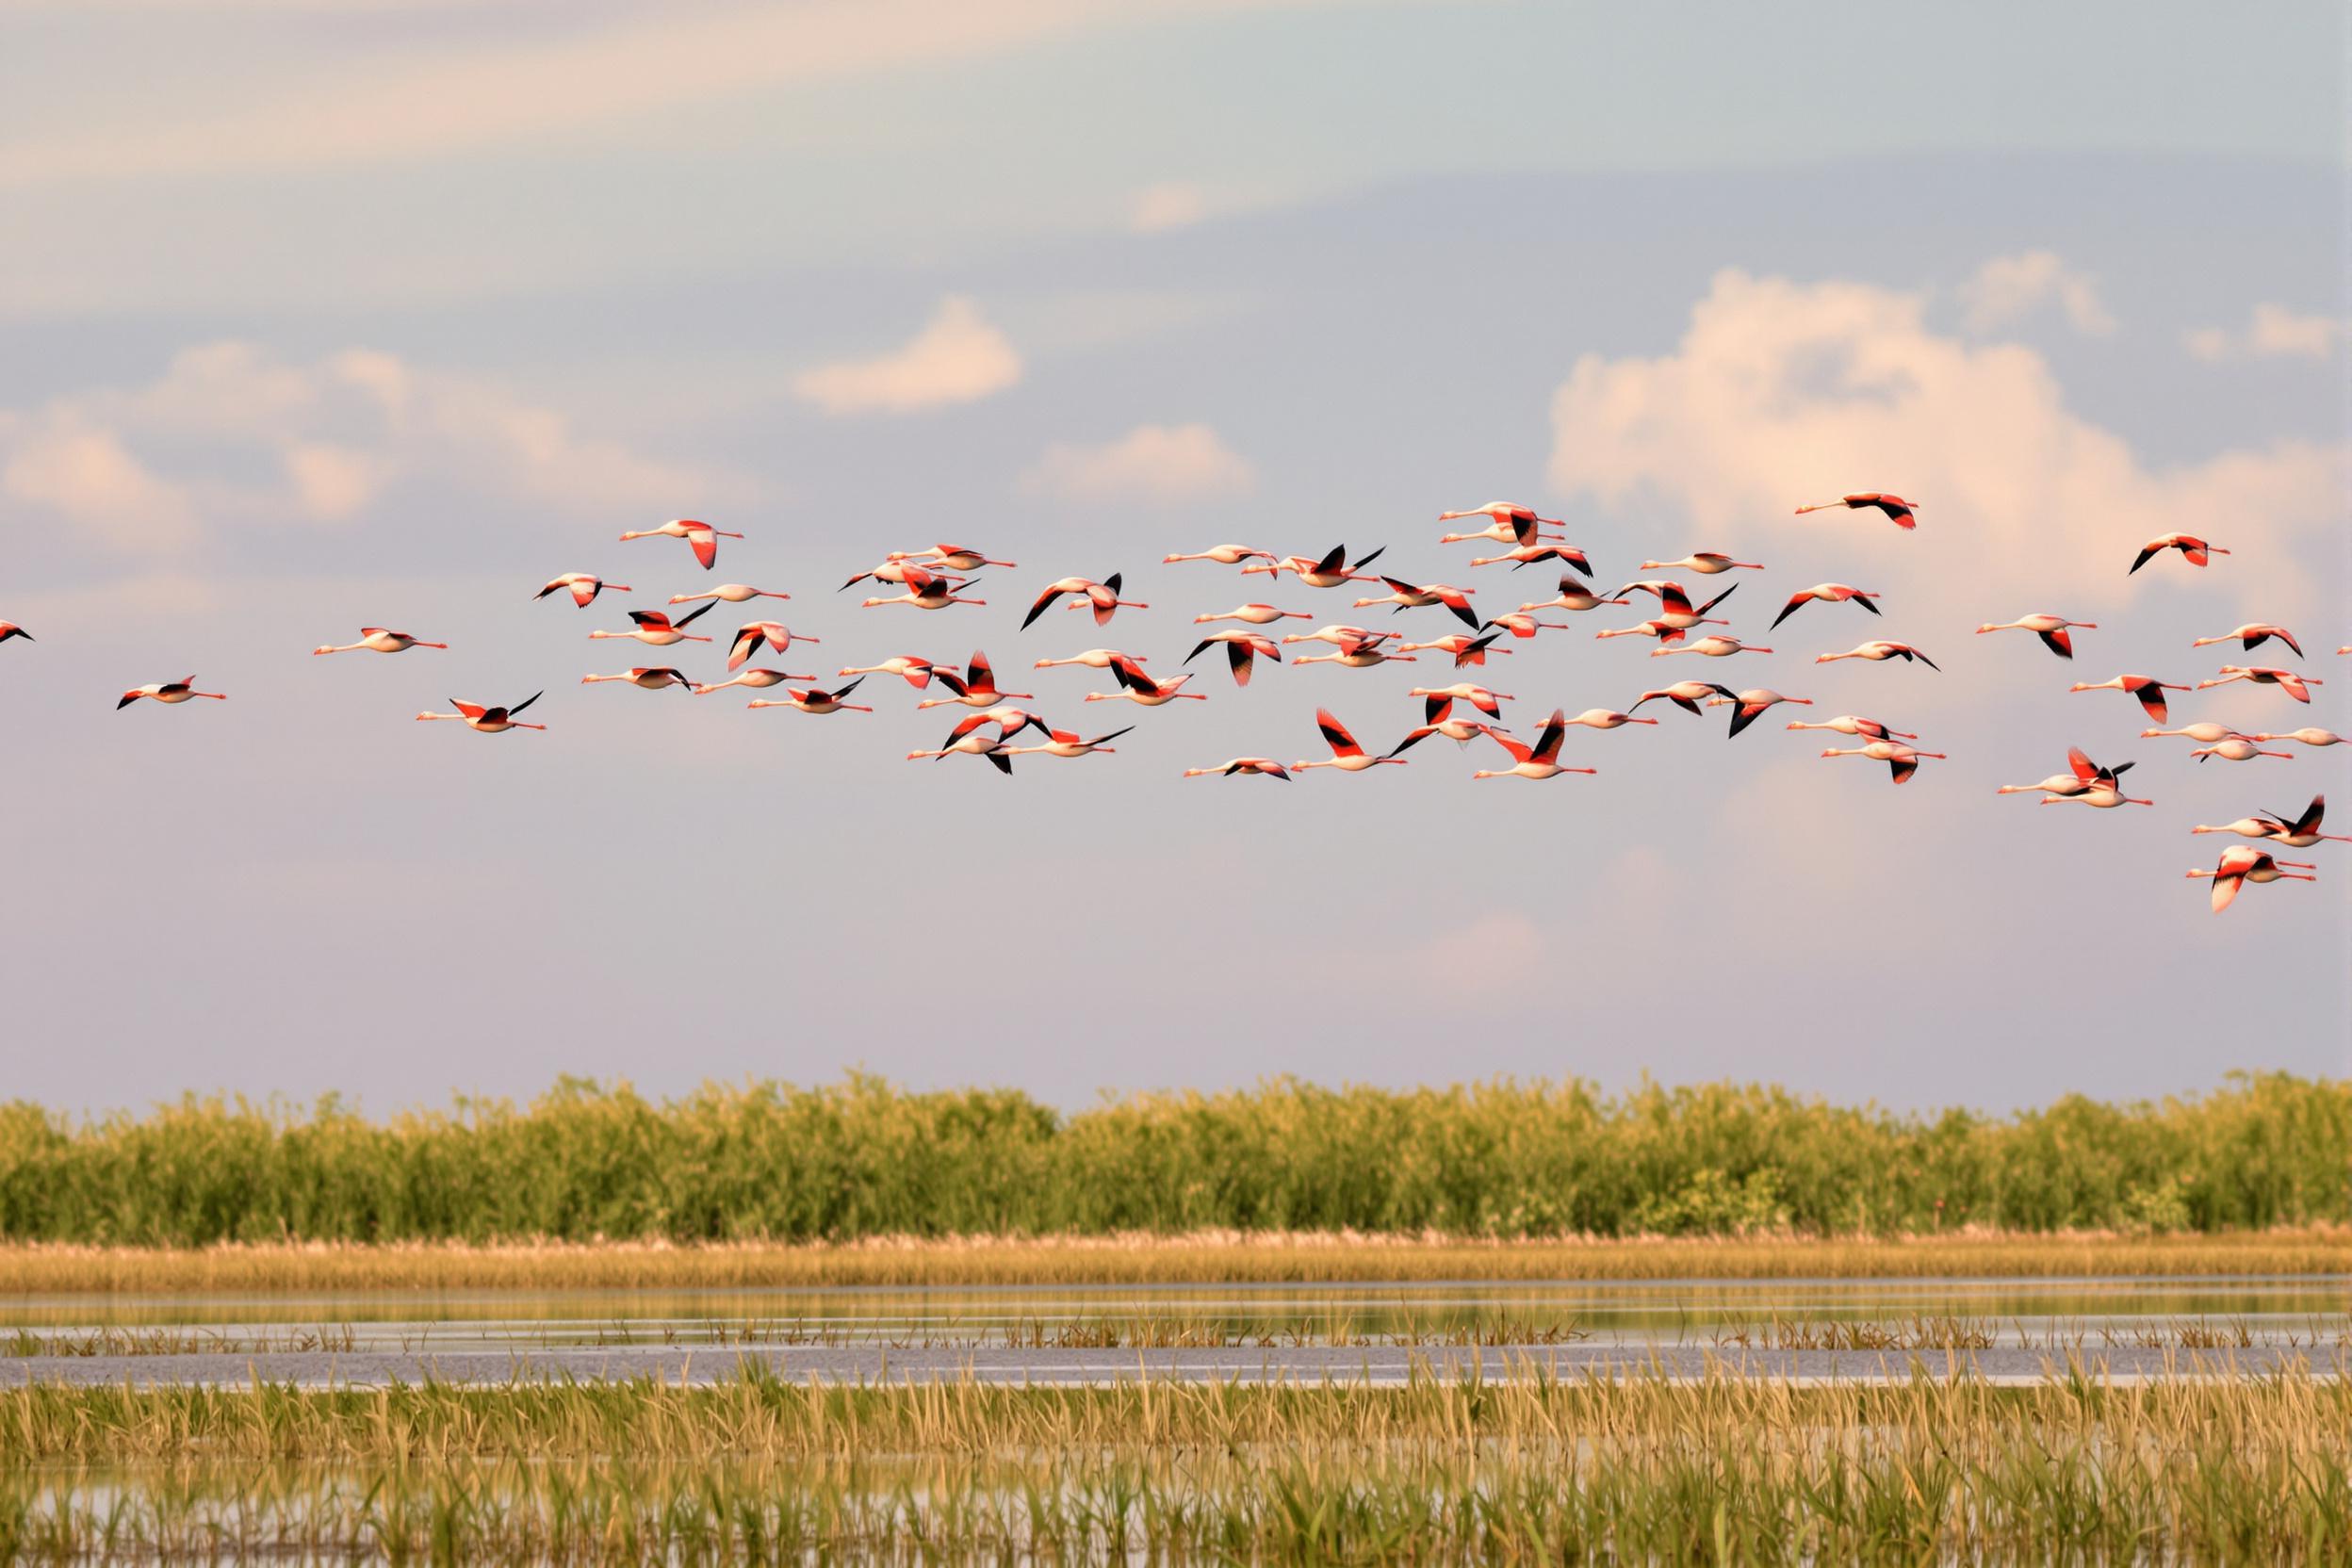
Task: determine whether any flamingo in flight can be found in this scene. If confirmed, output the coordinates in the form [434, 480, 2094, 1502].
[1629, 681, 1738, 717]
[1612, 580, 1738, 630]
[863, 577, 985, 611]
[618, 517, 740, 570]
[1384, 715, 1508, 757]
[670, 583, 790, 606]
[581, 666, 692, 691]
[727, 621, 815, 670]
[2191, 845, 2315, 913]
[590, 603, 716, 646]
[2189, 736, 2295, 764]
[1640, 551, 1762, 575]
[416, 694, 542, 732]
[314, 629, 446, 655]
[1436, 502, 1562, 547]
[1195, 604, 1309, 627]
[747, 678, 871, 714]
[2141, 722, 2239, 743]
[1795, 493, 1918, 529]
[1397, 632, 1508, 667]
[2191, 816, 2297, 841]
[536, 573, 629, 608]
[1788, 715, 1919, 742]
[693, 668, 815, 694]
[1185, 629, 1282, 686]
[1819, 740, 1944, 784]
[1480, 611, 1576, 640]
[1086, 662, 1204, 706]
[1411, 683, 1511, 723]
[1163, 544, 1275, 565]
[1357, 577, 1480, 629]
[2197, 666, 2320, 704]
[1467, 542, 1592, 574]
[906, 732, 1015, 773]
[841, 559, 963, 594]
[916, 651, 1032, 710]
[119, 677, 225, 710]
[1034, 648, 1148, 672]
[1771, 584, 1882, 629]
[2249, 727, 2347, 748]
[1561, 708, 1658, 730]
[839, 656, 950, 690]
[1593, 615, 1710, 645]
[2068, 674, 2191, 723]
[1183, 757, 1291, 779]
[940, 705, 1052, 743]
[1003, 726, 1133, 760]
[2037, 746, 2148, 808]
[1977, 613, 2097, 660]
[1654, 636, 1769, 659]
[1517, 576, 1625, 614]
[1817, 640, 1938, 670]
[2256, 796, 2350, 849]
[1707, 689, 1813, 738]
[1241, 544, 1387, 588]
[1291, 632, 1414, 669]
[2192, 623, 2303, 659]
[1294, 709, 1404, 774]
[2131, 532, 2228, 572]
[1474, 710, 1592, 781]
[1023, 574, 1144, 629]
[895, 544, 1016, 572]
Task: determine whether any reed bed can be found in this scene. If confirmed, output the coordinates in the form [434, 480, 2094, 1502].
[2, 1325, 359, 1359]
[0, 1363, 2344, 1562]
[0, 1225, 2340, 1295]
[3, 1071, 2343, 1247]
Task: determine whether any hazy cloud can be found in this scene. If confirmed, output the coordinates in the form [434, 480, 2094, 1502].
[1957, 250, 2115, 335]
[1129, 181, 1212, 233]
[792, 297, 1023, 416]
[1021, 422, 1257, 503]
[2184, 302, 2343, 361]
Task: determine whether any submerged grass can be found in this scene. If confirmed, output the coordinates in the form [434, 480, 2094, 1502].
[0, 1363, 2344, 1562]
[0, 1225, 2341, 1295]
[3, 1070, 2344, 1245]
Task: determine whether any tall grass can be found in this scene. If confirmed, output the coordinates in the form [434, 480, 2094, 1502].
[0, 1071, 2343, 1246]
[0, 1364, 2344, 1562]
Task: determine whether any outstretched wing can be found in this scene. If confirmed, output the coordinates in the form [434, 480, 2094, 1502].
[508, 691, 544, 715]
[1315, 709, 1361, 758]
[1021, 587, 1063, 629]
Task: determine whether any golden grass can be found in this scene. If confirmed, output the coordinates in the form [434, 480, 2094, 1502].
[0, 1225, 2340, 1295]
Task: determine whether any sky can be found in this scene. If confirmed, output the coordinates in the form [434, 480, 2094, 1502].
[2, 1, 2345, 1118]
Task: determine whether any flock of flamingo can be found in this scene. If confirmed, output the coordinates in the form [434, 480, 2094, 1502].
[8, 495, 2343, 914]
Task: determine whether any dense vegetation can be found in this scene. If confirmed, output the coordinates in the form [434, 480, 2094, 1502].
[0, 1072, 2341, 1246]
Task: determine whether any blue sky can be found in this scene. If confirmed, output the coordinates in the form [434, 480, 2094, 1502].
[1, 2, 2344, 1114]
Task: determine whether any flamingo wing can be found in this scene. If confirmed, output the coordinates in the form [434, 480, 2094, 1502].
[1315, 709, 1362, 758]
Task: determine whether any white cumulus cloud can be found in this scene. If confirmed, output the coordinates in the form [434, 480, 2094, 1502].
[1957, 250, 2115, 336]
[1021, 423, 1256, 504]
[792, 297, 1023, 416]
[2184, 302, 2343, 362]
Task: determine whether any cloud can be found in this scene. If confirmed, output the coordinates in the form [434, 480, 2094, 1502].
[1130, 181, 1211, 234]
[2184, 302, 2343, 362]
[0, 342, 727, 553]
[792, 297, 1023, 416]
[1956, 251, 2115, 336]
[1546, 268, 2344, 624]
[1021, 423, 1256, 504]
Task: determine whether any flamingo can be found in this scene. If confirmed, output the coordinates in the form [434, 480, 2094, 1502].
[1282, 624, 1376, 649]
[669, 583, 790, 606]
[1294, 709, 1405, 774]
[119, 677, 225, 710]
[2249, 727, 2347, 748]
[415, 694, 542, 732]
[1466, 542, 1592, 573]
[1196, 604, 1309, 627]
[1794, 493, 1917, 529]
[727, 621, 815, 670]
[2192, 623, 2303, 659]
[2256, 796, 2350, 849]
[916, 651, 1032, 710]
[841, 559, 963, 594]
[2192, 817, 2295, 840]
[692, 668, 815, 694]
[1384, 716, 1507, 756]
[1997, 772, 2099, 798]
[1640, 552, 1763, 575]
[1086, 663, 1204, 706]
[1356, 577, 1480, 629]
[838, 656, 950, 690]
[2037, 746, 2149, 808]
[1034, 648, 1148, 671]
[581, 666, 692, 691]
[2068, 674, 2191, 723]
[1817, 641, 1938, 670]
[1787, 715, 1919, 742]
[1561, 708, 1658, 730]
[1594, 616, 1712, 645]
[1707, 689, 1814, 737]
[1002, 726, 1133, 760]
[2197, 666, 2319, 704]
[896, 544, 1016, 572]
[313, 629, 446, 655]
[1184, 629, 1282, 686]
[1241, 543, 1387, 588]
[590, 604, 716, 646]
[2190, 737, 2295, 763]
[1517, 576, 1626, 613]
[1163, 544, 1275, 565]
[1654, 636, 1768, 659]
[1398, 632, 1508, 667]
[863, 578, 985, 611]
[1474, 710, 1592, 781]
[1771, 584, 1883, 629]
[1436, 502, 1562, 547]
[2141, 722, 2241, 743]
[906, 732, 1014, 773]
[1819, 740, 1944, 784]
[2131, 532, 2229, 573]
[1411, 683, 1511, 722]
[1292, 634, 1415, 669]
[535, 573, 630, 608]
[1977, 613, 2097, 660]
[1183, 757, 1291, 778]
[1023, 574, 1143, 628]
[1628, 681, 1738, 717]
[0, 621, 29, 644]
[747, 678, 871, 714]
[1611, 580, 1738, 629]
[1481, 611, 1576, 639]
[941, 705, 1052, 743]
[2192, 845, 2315, 912]
[618, 517, 740, 570]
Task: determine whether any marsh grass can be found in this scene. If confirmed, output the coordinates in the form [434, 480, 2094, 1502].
[1, 1325, 360, 1359]
[0, 1362, 2344, 1562]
